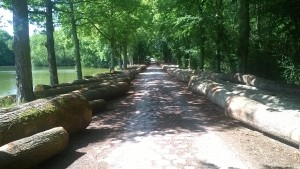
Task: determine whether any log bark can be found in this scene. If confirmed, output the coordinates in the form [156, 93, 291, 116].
[74, 82, 130, 101]
[34, 77, 131, 99]
[0, 93, 92, 146]
[161, 65, 179, 71]
[208, 73, 300, 95]
[205, 78, 300, 110]
[167, 68, 194, 83]
[0, 98, 49, 115]
[89, 99, 107, 113]
[189, 76, 300, 146]
[0, 127, 68, 169]
[34, 85, 83, 98]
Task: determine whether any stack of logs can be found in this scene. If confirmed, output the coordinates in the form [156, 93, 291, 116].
[162, 64, 300, 148]
[0, 65, 146, 169]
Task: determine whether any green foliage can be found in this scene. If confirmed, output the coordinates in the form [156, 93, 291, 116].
[0, 29, 14, 66]
[3, 0, 300, 85]
[0, 96, 16, 108]
[278, 55, 300, 85]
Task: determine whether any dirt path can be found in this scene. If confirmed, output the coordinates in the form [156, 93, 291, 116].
[41, 65, 300, 169]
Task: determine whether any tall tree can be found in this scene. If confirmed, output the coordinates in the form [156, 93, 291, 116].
[68, 0, 82, 79]
[237, 0, 250, 73]
[213, 0, 223, 73]
[45, 0, 59, 85]
[12, 0, 35, 104]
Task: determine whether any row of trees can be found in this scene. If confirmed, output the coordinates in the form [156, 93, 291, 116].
[1, 0, 151, 103]
[1, 0, 299, 103]
[149, 0, 300, 83]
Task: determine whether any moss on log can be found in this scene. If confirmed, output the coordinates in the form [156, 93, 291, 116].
[0, 127, 68, 169]
[0, 93, 92, 146]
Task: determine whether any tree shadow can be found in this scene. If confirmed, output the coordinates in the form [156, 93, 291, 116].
[39, 65, 243, 168]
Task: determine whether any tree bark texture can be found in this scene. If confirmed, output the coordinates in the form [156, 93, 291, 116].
[123, 41, 128, 69]
[0, 93, 92, 146]
[188, 76, 300, 146]
[110, 35, 116, 72]
[46, 0, 59, 85]
[33, 78, 131, 99]
[166, 68, 194, 83]
[74, 82, 130, 101]
[209, 73, 300, 95]
[12, 0, 35, 104]
[213, 0, 223, 73]
[237, 0, 250, 73]
[69, 0, 83, 80]
[0, 127, 68, 169]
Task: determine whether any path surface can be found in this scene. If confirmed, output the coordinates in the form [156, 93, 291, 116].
[41, 65, 300, 169]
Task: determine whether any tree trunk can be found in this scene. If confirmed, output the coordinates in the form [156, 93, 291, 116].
[123, 41, 128, 69]
[12, 0, 35, 104]
[0, 127, 68, 169]
[213, 0, 223, 73]
[188, 76, 300, 146]
[69, 0, 82, 80]
[237, 0, 250, 73]
[197, 0, 205, 70]
[0, 93, 92, 146]
[45, 0, 59, 85]
[110, 35, 116, 73]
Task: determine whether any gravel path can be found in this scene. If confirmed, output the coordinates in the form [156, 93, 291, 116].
[40, 65, 300, 169]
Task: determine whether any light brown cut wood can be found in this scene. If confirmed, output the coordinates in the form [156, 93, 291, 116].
[0, 93, 92, 146]
[188, 76, 300, 146]
[0, 127, 69, 169]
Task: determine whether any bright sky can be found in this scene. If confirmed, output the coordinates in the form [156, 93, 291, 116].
[0, 8, 40, 36]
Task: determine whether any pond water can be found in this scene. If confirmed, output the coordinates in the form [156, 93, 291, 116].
[0, 66, 108, 97]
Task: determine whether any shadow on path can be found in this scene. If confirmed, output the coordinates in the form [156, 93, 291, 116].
[40, 65, 243, 169]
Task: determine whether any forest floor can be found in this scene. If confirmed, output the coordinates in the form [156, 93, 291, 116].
[40, 64, 300, 169]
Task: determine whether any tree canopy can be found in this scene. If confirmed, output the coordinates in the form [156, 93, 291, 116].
[0, 0, 299, 85]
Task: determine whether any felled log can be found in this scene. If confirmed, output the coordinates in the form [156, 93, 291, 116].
[34, 84, 55, 91]
[0, 93, 92, 146]
[189, 76, 300, 146]
[34, 77, 132, 99]
[72, 77, 104, 85]
[208, 73, 300, 95]
[0, 98, 49, 115]
[89, 99, 107, 113]
[168, 69, 194, 83]
[161, 64, 179, 71]
[217, 79, 300, 110]
[74, 82, 130, 101]
[34, 85, 83, 98]
[0, 127, 68, 169]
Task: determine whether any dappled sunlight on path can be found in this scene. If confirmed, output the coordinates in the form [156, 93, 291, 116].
[41, 64, 250, 169]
